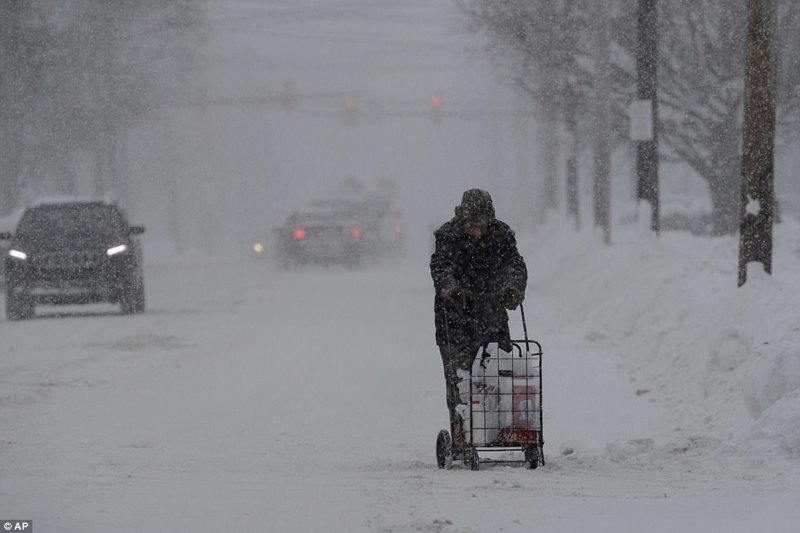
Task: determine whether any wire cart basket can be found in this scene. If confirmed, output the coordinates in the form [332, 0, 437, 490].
[436, 305, 544, 471]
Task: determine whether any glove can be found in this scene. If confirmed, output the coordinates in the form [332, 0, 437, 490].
[441, 286, 474, 310]
[498, 288, 523, 310]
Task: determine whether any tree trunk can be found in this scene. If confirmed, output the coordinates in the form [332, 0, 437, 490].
[541, 108, 559, 212]
[593, 1, 612, 244]
[0, 0, 25, 213]
[565, 109, 580, 230]
[94, 142, 111, 198]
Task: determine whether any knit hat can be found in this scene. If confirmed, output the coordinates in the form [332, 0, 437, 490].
[455, 188, 495, 224]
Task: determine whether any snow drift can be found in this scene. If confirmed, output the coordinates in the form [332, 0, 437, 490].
[521, 212, 800, 459]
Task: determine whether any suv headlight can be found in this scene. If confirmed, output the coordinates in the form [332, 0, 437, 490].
[106, 244, 128, 256]
[8, 249, 28, 260]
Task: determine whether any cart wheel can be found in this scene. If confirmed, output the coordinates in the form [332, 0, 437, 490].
[469, 447, 480, 471]
[524, 444, 539, 470]
[436, 429, 453, 469]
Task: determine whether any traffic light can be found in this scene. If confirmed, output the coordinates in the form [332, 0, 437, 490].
[342, 96, 360, 127]
[430, 94, 442, 123]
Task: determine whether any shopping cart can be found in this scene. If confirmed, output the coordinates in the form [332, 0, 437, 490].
[436, 302, 544, 471]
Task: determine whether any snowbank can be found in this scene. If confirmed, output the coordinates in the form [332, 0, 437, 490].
[519, 213, 800, 458]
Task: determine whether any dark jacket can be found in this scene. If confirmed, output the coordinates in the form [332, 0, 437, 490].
[430, 217, 527, 347]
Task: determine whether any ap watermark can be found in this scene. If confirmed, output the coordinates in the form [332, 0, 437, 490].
[2, 521, 31, 532]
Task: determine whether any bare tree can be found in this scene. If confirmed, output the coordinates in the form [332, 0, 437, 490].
[603, 0, 799, 234]
[462, 0, 800, 235]
[69, 0, 207, 199]
[0, 0, 206, 211]
[460, 0, 594, 227]
[0, 1, 40, 211]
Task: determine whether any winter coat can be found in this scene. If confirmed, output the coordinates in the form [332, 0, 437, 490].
[430, 217, 527, 347]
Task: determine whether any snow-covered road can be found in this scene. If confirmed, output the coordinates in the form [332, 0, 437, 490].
[2, 236, 799, 532]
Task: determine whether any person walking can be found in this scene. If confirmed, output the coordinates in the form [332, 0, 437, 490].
[430, 188, 527, 449]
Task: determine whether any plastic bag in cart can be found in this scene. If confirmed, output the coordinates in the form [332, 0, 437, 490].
[457, 343, 541, 446]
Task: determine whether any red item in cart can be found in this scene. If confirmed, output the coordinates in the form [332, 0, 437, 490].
[494, 378, 539, 445]
[512, 378, 538, 429]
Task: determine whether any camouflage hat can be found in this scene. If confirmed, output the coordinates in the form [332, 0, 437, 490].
[455, 188, 495, 223]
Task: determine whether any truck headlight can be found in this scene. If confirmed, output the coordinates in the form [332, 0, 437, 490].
[106, 244, 128, 256]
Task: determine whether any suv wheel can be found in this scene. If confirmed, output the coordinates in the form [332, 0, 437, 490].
[120, 277, 145, 314]
[6, 286, 35, 320]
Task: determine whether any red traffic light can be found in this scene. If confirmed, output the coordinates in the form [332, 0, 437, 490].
[430, 95, 443, 124]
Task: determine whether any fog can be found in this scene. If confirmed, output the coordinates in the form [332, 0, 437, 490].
[4, 1, 800, 258]
[118, 1, 536, 259]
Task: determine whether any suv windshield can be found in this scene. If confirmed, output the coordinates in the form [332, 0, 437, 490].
[16, 204, 126, 239]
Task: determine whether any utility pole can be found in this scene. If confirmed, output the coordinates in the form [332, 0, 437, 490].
[635, 0, 659, 233]
[738, 0, 778, 287]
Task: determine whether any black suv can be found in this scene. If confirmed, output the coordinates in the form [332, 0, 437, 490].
[0, 201, 145, 320]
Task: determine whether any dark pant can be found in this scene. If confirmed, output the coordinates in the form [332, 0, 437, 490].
[438, 343, 480, 440]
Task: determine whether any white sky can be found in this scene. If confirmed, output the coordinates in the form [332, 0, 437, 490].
[123, 0, 536, 257]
